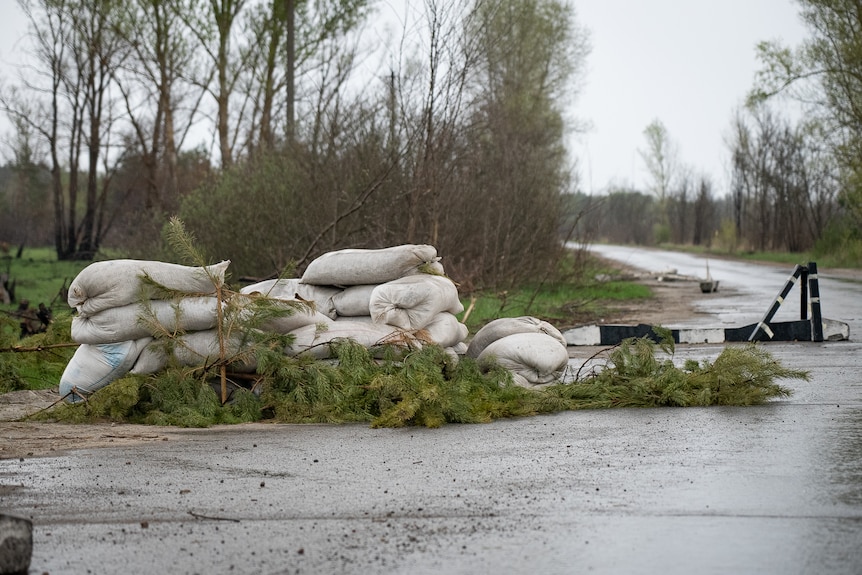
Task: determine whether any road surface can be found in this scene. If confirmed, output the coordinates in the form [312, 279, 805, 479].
[589, 243, 862, 333]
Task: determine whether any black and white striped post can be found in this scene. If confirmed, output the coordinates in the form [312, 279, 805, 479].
[748, 262, 824, 342]
[809, 262, 824, 342]
[748, 265, 804, 341]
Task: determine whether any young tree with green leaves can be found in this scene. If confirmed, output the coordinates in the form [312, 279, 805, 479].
[639, 119, 677, 242]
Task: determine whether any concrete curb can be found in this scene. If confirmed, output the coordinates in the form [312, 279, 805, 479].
[563, 319, 850, 346]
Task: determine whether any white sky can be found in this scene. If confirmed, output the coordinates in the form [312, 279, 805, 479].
[572, 0, 809, 194]
[0, 0, 811, 195]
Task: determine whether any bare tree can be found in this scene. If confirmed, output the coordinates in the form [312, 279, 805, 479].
[3, 0, 128, 259]
[115, 0, 203, 213]
[728, 104, 839, 252]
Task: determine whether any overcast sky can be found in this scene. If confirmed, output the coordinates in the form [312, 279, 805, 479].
[0, 1, 811, 195]
[572, 0, 809, 194]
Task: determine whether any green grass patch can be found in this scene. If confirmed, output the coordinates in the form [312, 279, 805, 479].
[460, 279, 652, 332]
[0, 312, 77, 393]
[1, 247, 94, 311]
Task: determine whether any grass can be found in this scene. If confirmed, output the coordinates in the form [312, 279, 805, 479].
[459, 274, 652, 332]
[1, 248, 95, 311]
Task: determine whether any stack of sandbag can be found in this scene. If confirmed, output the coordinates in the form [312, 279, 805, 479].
[58, 246, 470, 400]
[467, 317, 569, 388]
[60, 260, 230, 401]
[288, 245, 468, 357]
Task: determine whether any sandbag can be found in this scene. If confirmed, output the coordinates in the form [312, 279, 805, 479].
[69, 260, 229, 317]
[332, 284, 377, 317]
[234, 292, 331, 334]
[59, 338, 152, 402]
[466, 316, 566, 359]
[131, 330, 257, 374]
[301, 245, 441, 286]
[369, 275, 463, 330]
[253, 306, 332, 334]
[477, 332, 569, 388]
[285, 321, 417, 359]
[71, 297, 220, 344]
[419, 312, 469, 348]
[333, 315, 374, 323]
[240, 279, 339, 319]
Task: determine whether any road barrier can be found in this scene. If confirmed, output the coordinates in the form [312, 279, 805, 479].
[563, 262, 849, 346]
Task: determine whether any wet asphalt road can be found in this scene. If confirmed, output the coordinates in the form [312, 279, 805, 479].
[3, 246, 862, 575]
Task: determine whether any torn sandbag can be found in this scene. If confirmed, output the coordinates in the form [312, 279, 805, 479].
[59, 338, 152, 402]
[477, 332, 569, 388]
[300, 245, 443, 286]
[68, 260, 230, 317]
[466, 316, 566, 359]
[71, 297, 221, 344]
[369, 275, 463, 330]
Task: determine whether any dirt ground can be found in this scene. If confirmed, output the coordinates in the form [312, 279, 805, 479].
[0, 269, 716, 460]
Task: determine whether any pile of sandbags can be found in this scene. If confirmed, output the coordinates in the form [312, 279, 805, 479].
[58, 246, 573, 402]
[254, 244, 468, 358]
[60, 260, 230, 401]
[467, 317, 569, 388]
[59, 246, 470, 401]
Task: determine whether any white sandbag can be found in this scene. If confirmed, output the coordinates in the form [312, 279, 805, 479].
[333, 315, 374, 323]
[70, 297, 220, 344]
[369, 275, 463, 330]
[234, 292, 331, 334]
[478, 332, 569, 388]
[285, 321, 416, 359]
[332, 284, 377, 317]
[59, 338, 152, 402]
[419, 312, 469, 348]
[301, 245, 441, 286]
[255, 306, 332, 334]
[131, 330, 257, 374]
[466, 316, 567, 359]
[240, 278, 339, 319]
[69, 260, 229, 317]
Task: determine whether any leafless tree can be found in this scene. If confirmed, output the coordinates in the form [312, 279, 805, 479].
[729, 104, 840, 252]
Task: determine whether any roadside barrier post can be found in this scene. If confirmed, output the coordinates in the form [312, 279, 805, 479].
[808, 262, 824, 342]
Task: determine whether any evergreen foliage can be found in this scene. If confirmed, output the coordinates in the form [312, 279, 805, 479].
[551, 332, 803, 408]
[32, 334, 806, 428]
